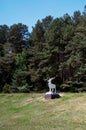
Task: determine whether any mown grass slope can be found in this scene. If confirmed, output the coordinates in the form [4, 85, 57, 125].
[0, 93, 86, 130]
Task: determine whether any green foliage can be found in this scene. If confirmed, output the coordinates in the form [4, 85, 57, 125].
[3, 84, 10, 93]
[72, 81, 86, 92]
[8, 23, 29, 52]
[0, 25, 9, 43]
[11, 49, 31, 92]
[0, 43, 4, 56]
[15, 49, 27, 71]
[60, 80, 86, 92]
[0, 55, 15, 92]
[18, 83, 30, 93]
[0, 6, 86, 92]
[31, 20, 45, 43]
[42, 15, 53, 30]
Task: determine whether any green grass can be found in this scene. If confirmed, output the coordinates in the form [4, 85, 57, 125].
[0, 93, 86, 130]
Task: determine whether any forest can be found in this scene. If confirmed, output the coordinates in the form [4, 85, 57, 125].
[0, 5, 86, 93]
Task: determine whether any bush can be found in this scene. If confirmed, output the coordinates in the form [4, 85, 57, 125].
[3, 84, 10, 93]
[60, 81, 76, 92]
[60, 83, 70, 92]
[18, 84, 30, 93]
[72, 81, 86, 92]
[60, 81, 86, 92]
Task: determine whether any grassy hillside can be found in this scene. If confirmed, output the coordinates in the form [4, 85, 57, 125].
[0, 93, 86, 130]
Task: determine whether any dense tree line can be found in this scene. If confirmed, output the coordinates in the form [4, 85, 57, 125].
[0, 6, 86, 93]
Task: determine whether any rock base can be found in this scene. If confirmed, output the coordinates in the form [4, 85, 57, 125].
[45, 92, 60, 99]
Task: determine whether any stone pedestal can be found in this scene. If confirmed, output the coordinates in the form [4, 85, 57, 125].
[45, 91, 60, 99]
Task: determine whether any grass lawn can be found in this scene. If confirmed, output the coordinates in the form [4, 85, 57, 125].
[0, 92, 86, 130]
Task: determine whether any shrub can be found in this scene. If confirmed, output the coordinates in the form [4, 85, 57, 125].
[60, 81, 86, 92]
[60, 81, 76, 92]
[72, 81, 85, 92]
[60, 83, 70, 92]
[18, 83, 30, 93]
[3, 84, 10, 93]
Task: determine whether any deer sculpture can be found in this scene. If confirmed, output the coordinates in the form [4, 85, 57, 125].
[48, 77, 56, 93]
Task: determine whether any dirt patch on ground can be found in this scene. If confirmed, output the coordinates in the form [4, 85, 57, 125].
[20, 93, 64, 107]
[20, 98, 34, 106]
[20, 95, 46, 106]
